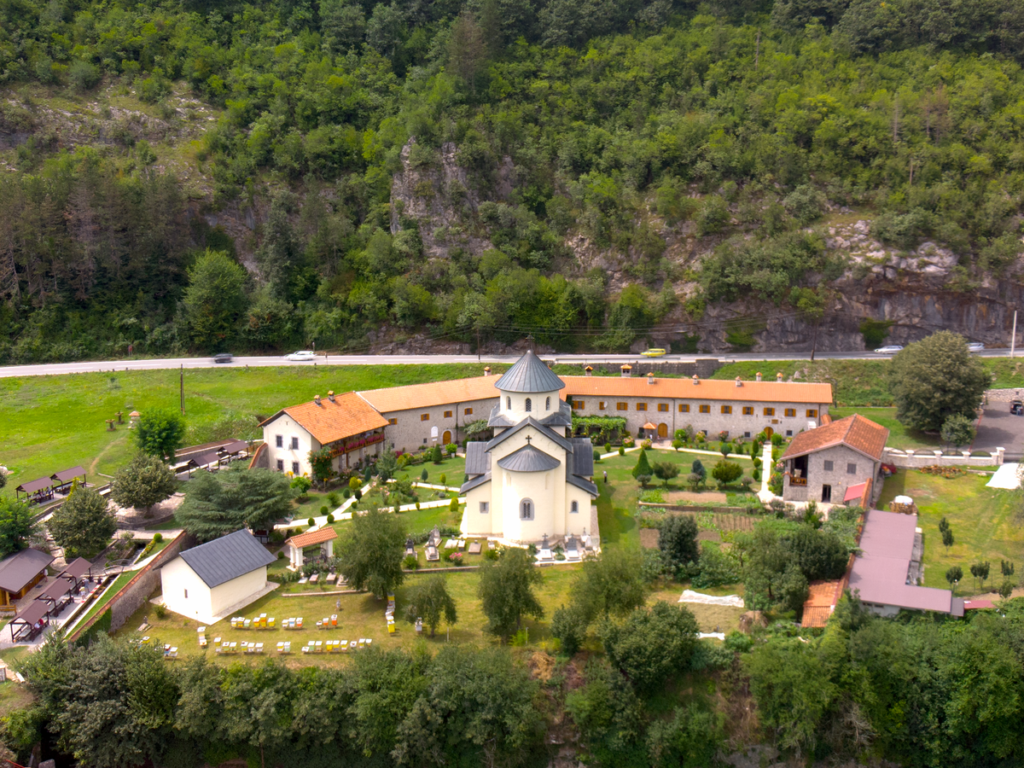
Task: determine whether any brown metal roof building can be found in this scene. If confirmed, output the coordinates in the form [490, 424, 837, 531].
[0, 549, 55, 605]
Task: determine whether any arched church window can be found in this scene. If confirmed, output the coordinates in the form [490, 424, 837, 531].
[506, 396, 511, 410]
[525, 398, 532, 412]
[520, 499, 534, 520]
[571, 500, 579, 513]
[546, 396, 551, 411]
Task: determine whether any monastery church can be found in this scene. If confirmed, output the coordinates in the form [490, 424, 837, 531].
[459, 351, 598, 544]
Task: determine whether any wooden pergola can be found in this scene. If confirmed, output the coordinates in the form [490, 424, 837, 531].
[10, 600, 50, 643]
[15, 477, 53, 504]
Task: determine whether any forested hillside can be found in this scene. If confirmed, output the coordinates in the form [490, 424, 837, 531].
[2, 0, 1024, 361]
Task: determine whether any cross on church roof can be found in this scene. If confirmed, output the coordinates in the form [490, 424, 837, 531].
[525, 435, 532, 445]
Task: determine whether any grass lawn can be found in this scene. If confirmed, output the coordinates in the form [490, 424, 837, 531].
[878, 469, 1023, 591]
[1, 363, 500, 499]
[112, 565, 583, 664]
[595, 449, 755, 549]
[396, 455, 466, 487]
[830, 407, 942, 451]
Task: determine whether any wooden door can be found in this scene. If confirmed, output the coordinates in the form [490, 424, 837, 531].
[764, 427, 774, 438]
[442, 430, 452, 445]
[657, 423, 668, 438]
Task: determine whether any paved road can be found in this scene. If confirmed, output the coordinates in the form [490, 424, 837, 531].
[0, 349, 1015, 379]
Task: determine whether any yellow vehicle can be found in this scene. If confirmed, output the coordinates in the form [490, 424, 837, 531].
[641, 348, 667, 357]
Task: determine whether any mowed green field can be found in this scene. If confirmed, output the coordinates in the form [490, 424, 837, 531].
[878, 469, 1023, 591]
[0, 364, 502, 497]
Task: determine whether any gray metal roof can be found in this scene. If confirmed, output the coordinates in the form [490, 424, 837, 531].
[487, 405, 515, 428]
[485, 417, 572, 453]
[465, 443, 491, 476]
[16, 477, 52, 494]
[497, 445, 562, 473]
[570, 438, 595, 476]
[179, 529, 275, 588]
[460, 472, 492, 493]
[493, 351, 565, 393]
[567, 468, 599, 496]
[0, 549, 54, 592]
[539, 401, 572, 427]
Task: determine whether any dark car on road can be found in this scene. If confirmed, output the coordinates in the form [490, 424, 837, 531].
[213, 353, 233, 364]
[1011, 400, 1023, 416]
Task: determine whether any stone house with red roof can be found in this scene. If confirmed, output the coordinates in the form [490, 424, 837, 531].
[780, 414, 889, 505]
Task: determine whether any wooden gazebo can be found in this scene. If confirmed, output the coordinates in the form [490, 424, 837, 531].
[51, 466, 86, 494]
[15, 477, 53, 504]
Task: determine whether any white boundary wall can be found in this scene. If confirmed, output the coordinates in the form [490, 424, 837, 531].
[882, 447, 1004, 468]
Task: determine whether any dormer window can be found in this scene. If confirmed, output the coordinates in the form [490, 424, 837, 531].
[546, 396, 551, 411]
[525, 398, 532, 412]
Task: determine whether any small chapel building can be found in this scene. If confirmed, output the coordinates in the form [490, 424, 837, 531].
[460, 351, 598, 543]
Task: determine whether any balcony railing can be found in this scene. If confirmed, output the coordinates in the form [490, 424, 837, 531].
[790, 476, 807, 487]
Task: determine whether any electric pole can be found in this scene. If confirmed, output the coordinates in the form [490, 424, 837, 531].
[1012, 310, 1018, 359]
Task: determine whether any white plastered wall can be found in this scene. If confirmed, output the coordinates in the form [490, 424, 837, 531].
[262, 415, 319, 477]
[160, 557, 214, 621]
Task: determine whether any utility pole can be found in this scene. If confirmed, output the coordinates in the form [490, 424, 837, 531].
[1012, 310, 1018, 359]
[180, 365, 185, 415]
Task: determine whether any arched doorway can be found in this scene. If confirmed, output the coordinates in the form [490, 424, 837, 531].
[764, 427, 774, 438]
[657, 423, 668, 439]
[442, 430, 451, 445]
[430, 426, 438, 441]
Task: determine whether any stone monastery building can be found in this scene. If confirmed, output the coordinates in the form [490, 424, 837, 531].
[258, 351, 833, 483]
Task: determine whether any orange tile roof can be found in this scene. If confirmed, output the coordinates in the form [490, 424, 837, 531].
[561, 376, 832, 404]
[286, 527, 338, 548]
[263, 391, 389, 446]
[358, 376, 499, 413]
[801, 580, 843, 628]
[781, 414, 889, 462]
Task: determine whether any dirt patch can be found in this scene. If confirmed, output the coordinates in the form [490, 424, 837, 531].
[666, 490, 728, 503]
[640, 528, 660, 549]
[528, 651, 556, 683]
[697, 530, 723, 542]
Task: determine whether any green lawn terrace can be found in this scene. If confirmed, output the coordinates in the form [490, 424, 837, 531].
[878, 468, 1024, 592]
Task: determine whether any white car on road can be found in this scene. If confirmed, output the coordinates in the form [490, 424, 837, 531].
[873, 345, 904, 354]
[285, 350, 317, 361]
[967, 342, 985, 352]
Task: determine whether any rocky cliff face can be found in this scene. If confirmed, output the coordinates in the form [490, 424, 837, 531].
[389, 141, 1022, 353]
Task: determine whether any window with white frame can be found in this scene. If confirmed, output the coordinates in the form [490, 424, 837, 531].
[520, 499, 534, 520]
[275, 435, 283, 448]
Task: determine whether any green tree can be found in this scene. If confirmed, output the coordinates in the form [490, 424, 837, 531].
[600, 602, 699, 694]
[376, 446, 398, 482]
[0, 497, 38, 558]
[572, 548, 648, 621]
[941, 413, 977, 449]
[632, 448, 653, 487]
[182, 250, 249, 350]
[652, 461, 679, 487]
[658, 515, 699, 577]
[338, 508, 405, 599]
[564, 661, 646, 767]
[551, 603, 590, 657]
[131, 409, 186, 463]
[946, 565, 963, 591]
[647, 703, 724, 768]
[176, 469, 293, 540]
[448, 10, 487, 94]
[308, 446, 334, 489]
[942, 527, 955, 551]
[478, 547, 544, 638]
[48, 486, 116, 558]
[405, 575, 457, 637]
[109, 453, 177, 517]
[970, 561, 990, 591]
[320, 0, 365, 53]
[744, 639, 837, 755]
[711, 460, 743, 487]
[890, 331, 989, 433]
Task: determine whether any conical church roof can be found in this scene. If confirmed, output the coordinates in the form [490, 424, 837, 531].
[494, 350, 565, 393]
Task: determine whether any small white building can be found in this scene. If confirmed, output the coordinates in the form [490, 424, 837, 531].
[285, 527, 337, 571]
[460, 351, 599, 544]
[160, 529, 277, 624]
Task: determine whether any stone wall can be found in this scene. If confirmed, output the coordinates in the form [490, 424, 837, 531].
[882, 447, 1005, 468]
[69, 531, 193, 641]
[986, 388, 1024, 403]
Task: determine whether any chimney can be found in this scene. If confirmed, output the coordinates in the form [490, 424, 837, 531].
[776, 372, 783, 382]
[327, 391, 335, 403]
[585, 366, 593, 377]
[647, 372, 655, 385]
[314, 395, 322, 406]
[620, 364, 632, 378]
[692, 375, 700, 385]
[755, 372, 762, 382]
[484, 366, 491, 376]
[735, 376, 742, 387]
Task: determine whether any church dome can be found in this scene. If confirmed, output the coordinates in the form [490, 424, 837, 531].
[494, 350, 565, 393]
